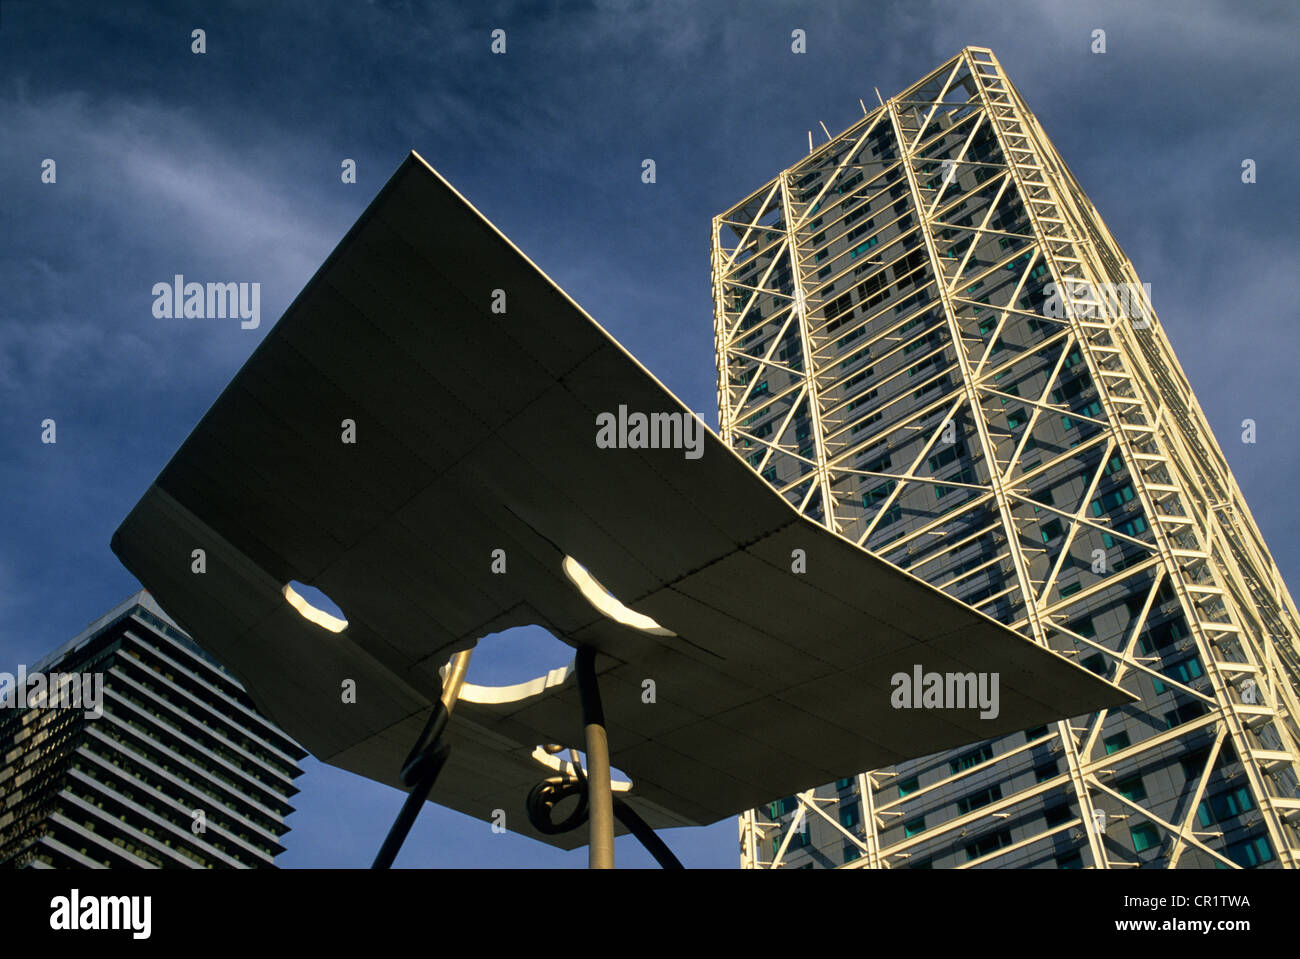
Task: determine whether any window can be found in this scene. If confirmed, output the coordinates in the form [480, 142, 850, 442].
[844, 205, 872, 227]
[907, 354, 943, 377]
[903, 816, 926, 838]
[903, 331, 940, 355]
[1040, 518, 1064, 543]
[1081, 653, 1106, 675]
[849, 237, 879, 258]
[956, 784, 1002, 815]
[964, 828, 1012, 861]
[1068, 615, 1096, 639]
[935, 466, 976, 499]
[927, 442, 965, 472]
[1006, 408, 1027, 430]
[897, 775, 919, 798]
[836, 777, 854, 791]
[1129, 823, 1160, 853]
[843, 843, 862, 864]
[1056, 851, 1083, 869]
[1051, 376, 1088, 403]
[875, 504, 903, 527]
[1025, 724, 1049, 741]
[1059, 581, 1082, 597]
[1153, 655, 1203, 694]
[1165, 701, 1206, 729]
[950, 743, 994, 774]
[1091, 484, 1135, 516]
[1062, 400, 1103, 430]
[1044, 804, 1072, 827]
[1197, 786, 1254, 828]
[842, 366, 877, 390]
[1117, 776, 1147, 802]
[1180, 745, 1234, 782]
[850, 412, 884, 435]
[1224, 834, 1274, 868]
[1104, 731, 1130, 755]
[1034, 760, 1058, 783]
[1102, 515, 1149, 548]
[839, 801, 862, 829]
[863, 480, 896, 508]
[860, 453, 891, 474]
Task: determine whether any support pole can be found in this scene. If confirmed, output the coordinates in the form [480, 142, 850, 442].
[575, 646, 614, 869]
[371, 648, 473, 869]
[441, 648, 473, 709]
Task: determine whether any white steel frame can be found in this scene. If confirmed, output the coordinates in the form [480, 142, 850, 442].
[714, 47, 1300, 869]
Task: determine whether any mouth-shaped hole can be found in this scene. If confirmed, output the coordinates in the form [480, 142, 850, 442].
[531, 745, 633, 792]
[283, 581, 348, 632]
[463, 624, 575, 686]
[562, 556, 674, 637]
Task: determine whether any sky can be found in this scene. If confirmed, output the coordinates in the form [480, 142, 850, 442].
[1, 0, 1297, 868]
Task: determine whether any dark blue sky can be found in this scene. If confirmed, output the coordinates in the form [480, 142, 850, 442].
[2, 0, 1296, 867]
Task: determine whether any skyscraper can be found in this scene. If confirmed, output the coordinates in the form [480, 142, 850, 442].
[711, 46, 1300, 869]
[0, 591, 306, 868]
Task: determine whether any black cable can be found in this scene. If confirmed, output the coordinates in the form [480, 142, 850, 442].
[613, 798, 685, 869]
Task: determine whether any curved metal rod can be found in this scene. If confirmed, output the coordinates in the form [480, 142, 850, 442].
[613, 798, 685, 870]
[372, 738, 451, 869]
[371, 648, 473, 869]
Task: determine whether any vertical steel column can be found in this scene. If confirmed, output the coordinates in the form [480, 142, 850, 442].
[576, 646, 615, 868]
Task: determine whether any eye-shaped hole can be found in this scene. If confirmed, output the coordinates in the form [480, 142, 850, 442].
[283, 581, 348, 632]
[562, 556, 674, 637]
